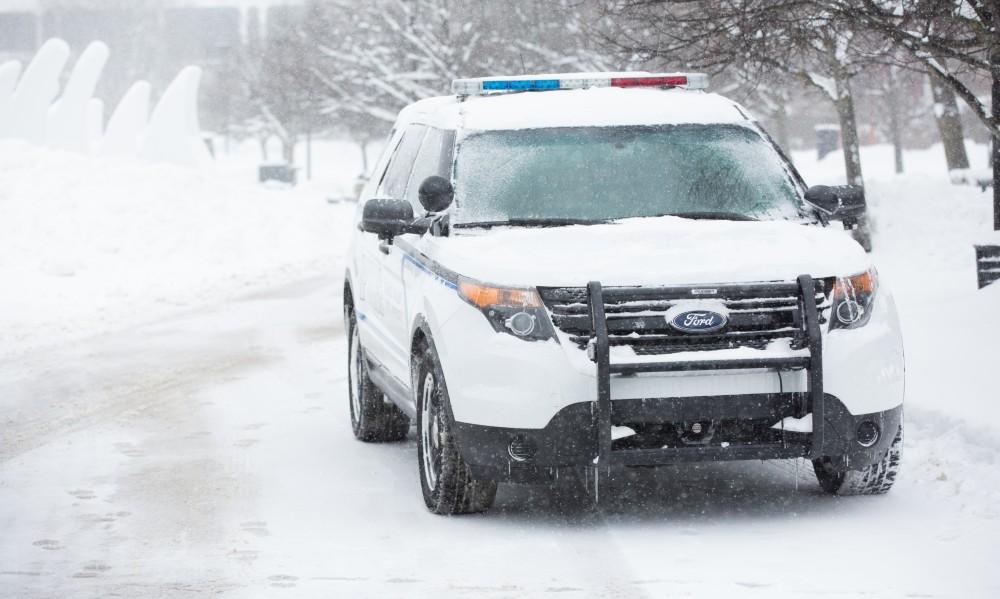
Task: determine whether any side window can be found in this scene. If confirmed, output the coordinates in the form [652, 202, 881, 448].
[404, 128, 456, 211]
[376, 124, 427, 200]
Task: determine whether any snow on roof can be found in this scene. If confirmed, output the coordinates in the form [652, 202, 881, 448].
[398, 87, 751, 132]
[396, 95, 459, 130]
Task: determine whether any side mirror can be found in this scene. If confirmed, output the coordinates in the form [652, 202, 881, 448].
[360, 198, 428, 242]
[418, 176, 454, 213]
[804, 185, 866, 223]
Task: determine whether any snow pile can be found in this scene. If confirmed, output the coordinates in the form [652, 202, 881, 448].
[794, 142, 1000, 432]
[0, 140, 354, 356]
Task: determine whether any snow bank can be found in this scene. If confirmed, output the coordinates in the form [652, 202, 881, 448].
[793, 143, 1000, 432]
[0, 140, 354, 356]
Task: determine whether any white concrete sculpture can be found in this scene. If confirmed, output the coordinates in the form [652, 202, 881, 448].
[0, 38, 207, 167]
[7, 38, 70, 143]
[140, 66, 209, 167]
[47, 41, 109, 151]
[101, 81, 150, 157]
[0, 61, 23, 137]
[86, 98, 104, 149]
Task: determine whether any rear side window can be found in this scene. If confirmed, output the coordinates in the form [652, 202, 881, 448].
[377, 124, 427, 200]
[404, 128, 455, 211]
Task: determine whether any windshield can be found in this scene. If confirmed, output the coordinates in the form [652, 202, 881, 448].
[453, 124, 806, 226]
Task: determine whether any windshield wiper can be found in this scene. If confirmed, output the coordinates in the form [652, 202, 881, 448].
[454, 212, 757, 229]
[454, 217, 607, 229]
[629, 211, 759, 222]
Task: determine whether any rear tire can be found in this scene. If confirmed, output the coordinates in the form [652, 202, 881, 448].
[415, 340, 497, 515]
[813, 424, 902, 495]
[346, 308, 409, 443]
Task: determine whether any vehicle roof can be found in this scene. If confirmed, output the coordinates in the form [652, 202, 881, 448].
[396, 87, 754, 132]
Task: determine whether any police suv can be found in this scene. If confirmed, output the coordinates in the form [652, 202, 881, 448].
[344, 73, 904, 514]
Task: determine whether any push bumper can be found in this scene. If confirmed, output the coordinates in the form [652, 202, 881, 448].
[448, 275, 903, 483]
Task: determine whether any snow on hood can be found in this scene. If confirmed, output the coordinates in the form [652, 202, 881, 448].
[427, 216, 869, 287]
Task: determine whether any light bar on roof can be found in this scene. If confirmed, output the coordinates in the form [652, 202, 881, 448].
[451, 73, 709, 96]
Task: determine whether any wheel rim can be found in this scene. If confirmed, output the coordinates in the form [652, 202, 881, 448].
[349, 325, 362, 426]
[420, 372, 442, 491]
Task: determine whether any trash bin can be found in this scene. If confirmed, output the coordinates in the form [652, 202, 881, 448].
[259, 164, 297, 185]
[815, 124, 840, 161]
[975, 245, 1000, 289]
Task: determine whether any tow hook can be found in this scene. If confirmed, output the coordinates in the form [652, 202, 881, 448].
[676, 420, 716, 445]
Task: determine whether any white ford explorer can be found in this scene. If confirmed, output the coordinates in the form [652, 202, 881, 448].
[343, 72, 905, 515]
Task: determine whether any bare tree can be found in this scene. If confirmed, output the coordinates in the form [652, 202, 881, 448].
[304, 0, 612, 140]
[856, 60, 930, 174]
[231, 18, 325, 164]
[929, 76, 971, 173]
[599, 1, 870, 187]
[824, 0, 998, 228]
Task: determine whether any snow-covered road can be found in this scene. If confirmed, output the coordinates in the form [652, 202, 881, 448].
[2, 275, 998, 598]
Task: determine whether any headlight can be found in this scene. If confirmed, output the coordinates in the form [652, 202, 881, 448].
[830, 268, 878, 330]
[457, 277, 556, 341]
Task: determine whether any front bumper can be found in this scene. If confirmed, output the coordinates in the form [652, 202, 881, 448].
[437, 277, 904, 430]
[452, 394, 903, 483]
[437, 275, 904, 483]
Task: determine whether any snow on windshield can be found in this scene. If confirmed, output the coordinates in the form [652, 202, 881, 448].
[453, 124, 804, 225]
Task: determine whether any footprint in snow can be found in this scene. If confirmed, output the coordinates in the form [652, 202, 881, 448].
[229, 549, 259, 564]
[241, 521, 270, 537]
[735, 581, 773, 588]
[269, 574, 299, 588]
[113, 443, 145, 458]
[71, 561, 111, 578]
[32, 539, 62, 550]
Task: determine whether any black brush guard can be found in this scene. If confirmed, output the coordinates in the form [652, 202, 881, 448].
[584, 275, 825, 493]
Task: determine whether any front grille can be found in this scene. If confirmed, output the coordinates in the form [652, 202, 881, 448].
[538, 281, 831, 355]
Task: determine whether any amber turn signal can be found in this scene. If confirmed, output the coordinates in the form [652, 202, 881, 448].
[458, 279, 542, 309]
[833, 268, 877, 300]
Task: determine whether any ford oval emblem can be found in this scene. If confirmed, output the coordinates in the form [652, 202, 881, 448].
[668, 309, 729, 334]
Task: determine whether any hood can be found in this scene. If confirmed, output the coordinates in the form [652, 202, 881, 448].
[426, 216, 869, 287]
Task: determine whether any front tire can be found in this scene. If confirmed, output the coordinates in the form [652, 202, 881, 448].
[415, 340, 497, 515]
[813, 425, 903, 495]
[346, 309, 409, 442]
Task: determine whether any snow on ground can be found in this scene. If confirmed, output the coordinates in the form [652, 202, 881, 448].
[2, 278, 998, 598]
[0, 139, 358, 358]
[1, 138, 999, 597]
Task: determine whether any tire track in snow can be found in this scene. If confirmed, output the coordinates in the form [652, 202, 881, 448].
[0, 277, 337, 463]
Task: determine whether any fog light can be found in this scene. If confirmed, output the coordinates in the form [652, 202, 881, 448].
[505, 312, 536, 336]
[856, 421, 880, 447]
[508, 435, 538, 462]
[836, 299, 865, 325]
